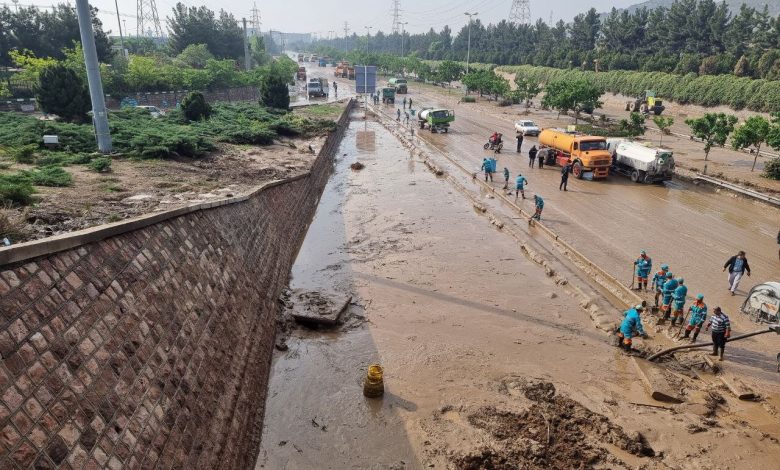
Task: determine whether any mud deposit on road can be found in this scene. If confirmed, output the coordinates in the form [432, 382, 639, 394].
[257, 104, 780, 470]
[451, 380, 654, 469]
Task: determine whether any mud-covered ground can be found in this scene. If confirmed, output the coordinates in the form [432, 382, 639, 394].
[256, 114, 780, 470]
[0, 101, 348, 243]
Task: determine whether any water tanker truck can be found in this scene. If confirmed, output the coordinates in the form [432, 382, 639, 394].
[537, 129, 612, 179]
[418, 108, 455, 133]
[606, 139, 675, 183]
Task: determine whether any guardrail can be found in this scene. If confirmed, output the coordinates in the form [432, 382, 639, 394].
[693, 173, 780, 207]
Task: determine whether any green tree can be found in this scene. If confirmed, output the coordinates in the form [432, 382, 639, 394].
[167, 3, 243, 59]
[512, 76, 541, 108]
[652, 116, 675, 146]
[542, 79, 602, 124]
[176, 44, 214, 68]
[181, 91, 213, 121]
[34, 63, 90, 122]
[685, 113, 738, 174]
[619, 112, 647, 138]
[249, 36, 271, 67]
[435, 60, 463, 85]
[259, 60, 292, 109]
[731, 116, 772, 172]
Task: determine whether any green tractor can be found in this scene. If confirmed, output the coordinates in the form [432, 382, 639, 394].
[625, 90, 665, 115]
[379, 86, 396, 104]
[418, 108, 455, 133]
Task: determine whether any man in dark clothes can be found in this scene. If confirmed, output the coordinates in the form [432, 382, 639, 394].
[538, 149, 545, 169]
[516, 133, 524, 153]
[560, 162, 571, 191]
[528, 145, 537, 168]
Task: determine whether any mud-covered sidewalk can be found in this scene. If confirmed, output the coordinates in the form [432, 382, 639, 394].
[256, 114, 780, 469]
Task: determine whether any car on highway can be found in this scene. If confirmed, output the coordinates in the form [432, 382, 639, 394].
[514, 119, 540, 136]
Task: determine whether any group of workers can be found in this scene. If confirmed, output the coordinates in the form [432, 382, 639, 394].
[479, 158, 544, 222]
[617, 250, 733, 360]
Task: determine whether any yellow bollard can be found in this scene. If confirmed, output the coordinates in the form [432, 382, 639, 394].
[363, 364, 384, 398]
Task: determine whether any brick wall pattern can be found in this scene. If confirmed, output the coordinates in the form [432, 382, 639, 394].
[0, 100, 354, 469]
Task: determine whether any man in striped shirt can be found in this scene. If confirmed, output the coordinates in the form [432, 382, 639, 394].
[706, 307, 731, 361]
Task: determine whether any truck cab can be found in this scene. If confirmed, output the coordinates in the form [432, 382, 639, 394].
[389, 78, 408, 94]
[538, 129, 612, 179]
[379, 87, 396, 104]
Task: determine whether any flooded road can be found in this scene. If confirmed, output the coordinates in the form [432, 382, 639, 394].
[256, 113, 780, 469]
[395, 82, 780, 384]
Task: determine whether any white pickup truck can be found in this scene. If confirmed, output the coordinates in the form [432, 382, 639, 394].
[514, 119, 540, 136]
[607, 139, 675, 183]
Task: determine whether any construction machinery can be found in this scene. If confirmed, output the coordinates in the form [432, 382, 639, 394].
[308, 78, 329, 98]
[418, 108, 455, 133]
[296, 67, 307, 81]
[335, 62, 349, 78]
[538, 128, 612, 179]
[625, 90, 665, 115]
[347, 67, 356, 80]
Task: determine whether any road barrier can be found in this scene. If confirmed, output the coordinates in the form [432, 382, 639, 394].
[693, 174, 780, 207]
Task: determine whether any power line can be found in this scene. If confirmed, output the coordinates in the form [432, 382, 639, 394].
[509, 0, 531, 25]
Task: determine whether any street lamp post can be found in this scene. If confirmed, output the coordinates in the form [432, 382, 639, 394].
[364, 26, 373, 53]
[76, 0, 111, 153]
[400, 21, 408, 57]
[464, 12, 478, 74]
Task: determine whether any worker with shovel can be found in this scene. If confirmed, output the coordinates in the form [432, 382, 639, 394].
[515, 173, 528, 200]
[651, 264, 670, 307]
[706, 307, 731, 361]
[670, 278, 688, 326]
[616, 303, 648, 352]
[634, 250, 653, 291]
[660, 272, 678, 321]
[531, 194, 544, 222]
[682, 294, 708, 342]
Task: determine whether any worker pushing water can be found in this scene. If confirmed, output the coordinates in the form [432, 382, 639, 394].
[616, 303, 648, 352]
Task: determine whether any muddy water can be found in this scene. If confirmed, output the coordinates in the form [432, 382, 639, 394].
[404, 84, 780, 386]
[256, 116, 780, 469]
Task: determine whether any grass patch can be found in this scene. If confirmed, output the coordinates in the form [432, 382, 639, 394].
[0, 210, 29, 241]
[19, 166, 73, 187]
[295, 103, 343, 119]
[88, 157, 112, 173]
[0, 174, 35, 205]
[461, 96, 476, 103]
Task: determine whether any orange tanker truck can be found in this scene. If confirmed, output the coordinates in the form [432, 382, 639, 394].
[537, 128, 612, 180]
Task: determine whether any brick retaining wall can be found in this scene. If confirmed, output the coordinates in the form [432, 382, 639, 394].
[0, 100, 354, 469]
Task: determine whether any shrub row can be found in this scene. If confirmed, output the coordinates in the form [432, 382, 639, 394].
[497, 65, 780, 112]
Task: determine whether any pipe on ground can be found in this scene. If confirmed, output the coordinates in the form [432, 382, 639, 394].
[647, 327, 779, 362]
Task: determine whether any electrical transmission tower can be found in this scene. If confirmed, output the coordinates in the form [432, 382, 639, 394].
[391, 0, 401, 34]
[137, 0, 163, 38]
[250, 2, 261, 35]
[343, 21, 350, 52]
[509, 0, 531, 25]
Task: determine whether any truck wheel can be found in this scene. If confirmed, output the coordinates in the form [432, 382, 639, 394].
[640, 103, 649, 113]
[419, 121, 425, 129]
[653, 108, 663, 116]
[630, 170, 642, 183]
[444, 128, 448, 133]
[573, 162, 583, 179]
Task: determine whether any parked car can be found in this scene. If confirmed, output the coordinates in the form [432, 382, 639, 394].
[514, 119, 540, 136]
[137, 105, 165, 118]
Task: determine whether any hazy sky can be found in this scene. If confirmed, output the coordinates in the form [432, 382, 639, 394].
[30, 0, 641, 37]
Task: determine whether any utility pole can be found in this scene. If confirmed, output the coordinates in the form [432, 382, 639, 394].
[114, 0, 126, 58]
[364, 26, 372, 53]
[75, 0, 111, 153]
[343, 22, 349, 53]
[242, 18, 250, 71]
[400, 21, 408, 56]
[123, 19, 128, 38]
[464, 12, 478, 74]
[136, 0, 163, 38]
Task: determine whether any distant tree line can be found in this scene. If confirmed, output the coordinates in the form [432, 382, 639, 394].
[0, 5, 112, 66]
[310, 0, 780, 80]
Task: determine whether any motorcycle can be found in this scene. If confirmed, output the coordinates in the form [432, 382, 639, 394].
[483, 134, 504, 153]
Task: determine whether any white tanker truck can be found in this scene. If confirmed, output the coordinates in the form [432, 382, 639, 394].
[606, 139, 675, 183]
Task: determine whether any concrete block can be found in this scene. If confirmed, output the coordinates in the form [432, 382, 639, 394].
[632, 357, 685, 403]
